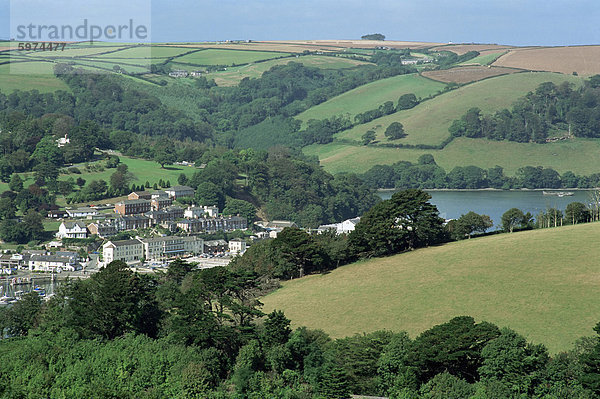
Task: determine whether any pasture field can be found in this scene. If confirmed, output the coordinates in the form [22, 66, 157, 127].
[0, 62, 70, 92]
[459, 51, 507, 66]
[201, 55, 370, 86]
[163, 42, 343, 53]
[275, 39, 441, 50]
[421, 65, 520, 84]
[334, 72, 582, 147]
[304, 136, 600, 175]
[493, 46, 600, 76]
[430, 43, 515, 55]
[296, 73, 446, 124]
[173, 49, 291, 66]
[262, 222, 600, 353]
[24, 46, 125, 58]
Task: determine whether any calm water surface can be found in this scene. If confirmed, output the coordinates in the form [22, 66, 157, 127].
[378, 190, 596, 230]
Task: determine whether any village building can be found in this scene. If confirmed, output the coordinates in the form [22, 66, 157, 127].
[56, 221, 88, 239]
[204, 239, 228, 254]
[29, 253, 79, 272]
[228, 238, 247, 255]
[0, 253, 30, 270]
[114, 199, 152, 215]
[151, 190, 169, 199]
[145, 206, 184, 226]
[184, 205, 219, 219]
[87, 221, 117, 238]
[47, 209, 68, 219]
[102, 239, 144, 264]
[115, 215, 152, 231]
[65, 207, 98, 218]
[128, 191, 152, 201]
[139, 236, 203, 260]
[151, 196, 173, 210]
[317, 217, 361, 235]
[177, 215, 247, 233]
[164, 185, 195, 199]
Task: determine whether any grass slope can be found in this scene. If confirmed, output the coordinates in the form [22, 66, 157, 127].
[304, 137, 600, 175]
[0, 62, 70, 93]
[262, 222, 600, 353]
[203, 55, 369, 86]
[173, 49, 291, 66]
[296, 74, 446, 124]
[335, 72, 582, 147]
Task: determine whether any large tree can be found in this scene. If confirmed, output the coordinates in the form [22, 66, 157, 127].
[384, 122, 406, 140]
[349, 189, 446, 257]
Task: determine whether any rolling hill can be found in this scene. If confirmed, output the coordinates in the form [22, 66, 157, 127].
[262, 222, 600, 353]
[295, 73, 447, 125]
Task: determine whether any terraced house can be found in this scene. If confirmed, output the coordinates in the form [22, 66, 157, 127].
[114, 199, 152, 215]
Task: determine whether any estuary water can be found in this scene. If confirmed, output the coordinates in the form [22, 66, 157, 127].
[378, 189, 596, 230]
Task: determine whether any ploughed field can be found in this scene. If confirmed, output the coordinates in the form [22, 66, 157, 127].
[262, 222, 600, 353]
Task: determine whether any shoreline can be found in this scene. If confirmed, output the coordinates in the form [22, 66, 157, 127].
[377, 188, 598, 193]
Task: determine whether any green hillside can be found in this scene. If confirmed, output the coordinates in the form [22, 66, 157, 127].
[304, 136, 600, 175]
[335, 72, 583, 147]
[205, 55, 371, 86]
[262, 222, 600, 353]
[296, 73, 446, 124]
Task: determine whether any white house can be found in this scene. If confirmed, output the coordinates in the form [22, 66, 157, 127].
[56, 134, 70, 147]
[56, 221, 88, 239]
[317, 217, 360, 235]
[102, 239, 144, 264]
[228, 239, 247, 255]
[65, 207, 98, 218]
[184, 205, 219, 219]
[29, 254, 79, 272]
[164, 185, 195, 199]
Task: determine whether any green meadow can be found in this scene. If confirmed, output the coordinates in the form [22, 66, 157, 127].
[304, 137, 600, 175]
[262, 222, 600, 353]
[296, 73, 446, 125]
[173, 49, 291, 66]
[203, 55, 369, 86]
[460, 51, 507, 66]
[0, 62, 70, 93]
[334, 72, 583, 147]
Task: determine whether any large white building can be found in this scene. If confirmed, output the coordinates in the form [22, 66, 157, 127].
[103, 236, 204, 264]
[103, 239, 145, 264]
[184, 205, 219, 219]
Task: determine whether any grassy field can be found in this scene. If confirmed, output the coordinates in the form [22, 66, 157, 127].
[200, 55, 369, 86]
[173, 49, 291, 66]
[62, 156, 198, 189]
[296, 74, 446, 124]
[304, 137, 600, 175]
[262, 222, 600, 353]
[460, 51, 507, 66]
[0, 62, 70, 93]
[333, 72, 582, 147]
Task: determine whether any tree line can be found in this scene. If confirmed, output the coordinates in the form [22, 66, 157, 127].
[449, 76, 600, 143]
[362, 154, 600, 189]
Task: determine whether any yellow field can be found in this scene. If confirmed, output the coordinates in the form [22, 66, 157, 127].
[493, 45, 600, 76]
